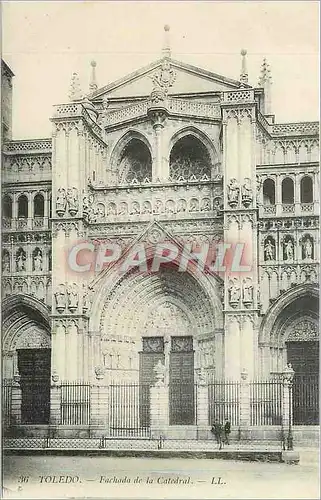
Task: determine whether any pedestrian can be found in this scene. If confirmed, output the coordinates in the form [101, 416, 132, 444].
[224, 418, 231, 445]
[211, 419, 223, 450]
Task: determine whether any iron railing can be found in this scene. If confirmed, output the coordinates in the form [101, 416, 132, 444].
[208, 381, 240, 426]
[109, 383, 151, 437]
[2, 379, 13, 428]
[293, 374, 319, 425]
[250, 380, 282, 425]
[60, 381, 91, 425]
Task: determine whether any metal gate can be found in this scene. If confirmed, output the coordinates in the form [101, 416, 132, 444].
[109, 383, 151, 437]
[293, 374, 319, 425]
[208, 381, 240, 426]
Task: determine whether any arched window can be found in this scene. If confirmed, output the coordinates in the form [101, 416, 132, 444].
[300, 176, 313, 203]
[263, 179, 275, 205]
[2, 195, 12, 219]
[169, 135, 211, 181]
[34, 193, 44, 217]
[118, 138, 152, 184]
[282, 177, 294, 204]
[18, 195, 28, 218]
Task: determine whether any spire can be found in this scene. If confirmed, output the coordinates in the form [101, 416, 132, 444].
[240, 49, 248, 86]
[89, 60, 98, 92]
[258, 57, 272, 115]
[69, 72, 82, 101]
[162, 24, 171, 58]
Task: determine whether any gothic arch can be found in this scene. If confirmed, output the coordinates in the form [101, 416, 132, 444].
[169, 126, 218, 165]
[109, 129, 153, 183]
[259, 284, 319, 346]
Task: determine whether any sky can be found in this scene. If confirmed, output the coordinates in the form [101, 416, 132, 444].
[2, 1, 319, 139]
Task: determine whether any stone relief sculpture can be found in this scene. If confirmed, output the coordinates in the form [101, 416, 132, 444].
[118, 202, 128, 215]
[243, 278, 253, 306]
[227, 178, 240, 207]
[201, 198, 211, 212]
[228, 278, 241, 306]
[142, 201, 152, 214]
[107, 202, 117, 216]
[264, 237, 276, 261]
[55, 284, 66, 312]
[177, 199, 187, 213]
[154, 199, 163, 214]
[16, 249, 26, 272]
[189, 198, 199, 212]
[33, 248, 43, 271]
[131, 201, 140, 215]
[67, 283, 79, 312]
[2, 251, 10, 272]
[67, 187, 79, 216]
[165, 200, 175, 214]
[302, 236, 313, 260]
[56, 188, 67, 216]
[241, 177, 253, 207]
[283, 237, 294, 261]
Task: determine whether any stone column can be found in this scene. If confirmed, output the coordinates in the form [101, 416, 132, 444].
[90, 377, 109, 430]
[11, 375, 22, 425]
[148, 108, 167, 182]
[150, 360, 168, 436]
[50, 376, 61, 426]
[196, 370, 209, 437]
[282, 364, 295, 450]
[239, 369, 250, 440]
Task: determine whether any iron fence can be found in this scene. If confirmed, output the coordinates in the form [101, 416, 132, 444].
[250, 380, 282, 425]
[208, 381, 240, 426]
[293, 374, 319, 425]
[109, 383, 151, 437]
[2, 379, 13, 427]
[60, 381, 91, 425]
[169, 383, 197, 425]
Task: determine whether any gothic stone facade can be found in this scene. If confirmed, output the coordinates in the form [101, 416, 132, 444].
[1, 55, 319, 434]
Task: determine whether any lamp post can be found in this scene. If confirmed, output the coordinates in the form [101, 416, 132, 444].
[283, 363, 295, 451]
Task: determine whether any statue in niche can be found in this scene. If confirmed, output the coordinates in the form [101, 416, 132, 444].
[229, 278, 241, 304]
[165, 200, 175, 214]
[2, 252, 10, 272]
[56, 188, 67, 215]
[142, 201, 152, 214]
[189, 199, 199, 212]
[55, 284, 66, 311]
[201, 198, 211, 212]
[283, 238, 294, 261]
[154, 199, 163, 214]
[243, 278, 253, 304]
[227, 178, 240, 207]
[177, 199, 187, 213]
[16, 250, 26, 272]
[264, 238, 275, 261]
[131, 201, 140, 215]
[33, 249, 43, 271]
[67, 283, 79, 311]
[118, 202, 128, 215]
[107, 203, 117, 216]
[67, 187, 79, 216]
[303, 236, 313, 260]
[241, 178, 253, 207]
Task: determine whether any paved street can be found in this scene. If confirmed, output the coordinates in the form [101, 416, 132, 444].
[3, 454, 319, 499]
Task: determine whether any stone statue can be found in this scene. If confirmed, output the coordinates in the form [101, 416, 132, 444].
[284, 239, 294, 260]
[243, 278, 253, 303]
[177, 199, 187, 213]
[165, 200, 175, 214]
[55, 285, 66, 311]
[303, 237, 313, 260]
[118, 202, 128, 215]
[229, 278, 241, 303]
[16, 251, 26, 272]
[67, 187, 79, 216]
[241, 178, 253, 207]
[33, 249, 43, 271]
[142, 201, 152, 214]
[2, 252, 10, 272]
[107, 203, 117, 216]
[131, 202, 140, 215]
[227, 178, 240, 207]
[154, 360, 166, 387]
[56, 188, 67, 215]
[264, 238, 275, 261]
[201, 198, 211, 212]
[67, 284, 79, 311]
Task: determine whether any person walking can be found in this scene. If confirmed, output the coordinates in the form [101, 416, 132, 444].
[224, 418, 231, 445]
[211, 420, 223, 450]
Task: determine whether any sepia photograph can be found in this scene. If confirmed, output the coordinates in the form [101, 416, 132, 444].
[1, 1, 319, 498]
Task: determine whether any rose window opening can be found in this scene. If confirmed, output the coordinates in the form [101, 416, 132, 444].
[169, 135, 212, 181]
[118, 138, 152, 184]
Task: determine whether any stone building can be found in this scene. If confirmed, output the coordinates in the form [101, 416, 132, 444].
[1, 29, 319, 441]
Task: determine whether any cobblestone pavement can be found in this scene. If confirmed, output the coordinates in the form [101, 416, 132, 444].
[3, 454, 319, 499]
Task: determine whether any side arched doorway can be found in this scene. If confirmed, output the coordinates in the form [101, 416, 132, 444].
[2, 295, 51, 425]
[260, 287, 319, 425]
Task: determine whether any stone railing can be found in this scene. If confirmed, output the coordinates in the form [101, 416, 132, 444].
[272, 122, 319, 137]
[53, 103, 105, 142]
[103, 98, 221, 128]
[3, 139, 52, 153]
[222, 89, 255, 104]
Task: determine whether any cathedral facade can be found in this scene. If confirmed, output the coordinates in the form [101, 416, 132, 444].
[1, 33, 319, 441]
